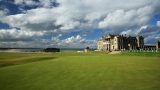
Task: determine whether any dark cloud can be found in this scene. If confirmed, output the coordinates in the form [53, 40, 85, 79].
[138, 26, 160, 37]
[24, 22, 62, 31]
[145, 35, 160, 44]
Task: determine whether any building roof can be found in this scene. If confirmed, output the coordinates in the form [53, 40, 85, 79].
[144, 44, 156, 46]
[98, 34, 144, 41]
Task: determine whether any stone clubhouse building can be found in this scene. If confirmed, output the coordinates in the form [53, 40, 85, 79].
[97, 34, 160, 51]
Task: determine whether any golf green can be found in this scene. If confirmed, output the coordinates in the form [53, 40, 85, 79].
[0, 52, 160, 90]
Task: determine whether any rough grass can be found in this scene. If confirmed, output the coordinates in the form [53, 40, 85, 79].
[0, 52, 160, 90]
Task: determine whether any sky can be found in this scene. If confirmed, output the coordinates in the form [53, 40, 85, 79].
[0, 0, 160, 48]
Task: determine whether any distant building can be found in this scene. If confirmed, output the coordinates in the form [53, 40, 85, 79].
[156, 41, 160, 50]
[43, 48, 60, 52]
[143, 44, 156, 50]
[143, 41, 160, 50]
[84, 47, 90, 52]
[97, 34, 144, 51]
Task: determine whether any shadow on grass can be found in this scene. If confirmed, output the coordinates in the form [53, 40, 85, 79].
[0, 57, 58, 68]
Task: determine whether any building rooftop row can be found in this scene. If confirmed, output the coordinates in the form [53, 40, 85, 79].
[99, 34, 143, 40]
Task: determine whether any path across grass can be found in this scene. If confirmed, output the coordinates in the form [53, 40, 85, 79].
[0, 52, 160, 90]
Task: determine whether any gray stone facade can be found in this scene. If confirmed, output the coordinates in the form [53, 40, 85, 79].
[97, 34, 144, 51]
[156, 41, 160, 50]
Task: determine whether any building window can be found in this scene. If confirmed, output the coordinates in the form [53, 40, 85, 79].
[111, 41, 114, 45]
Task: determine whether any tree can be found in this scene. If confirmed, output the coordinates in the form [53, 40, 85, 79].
[86, 47, 89, 50]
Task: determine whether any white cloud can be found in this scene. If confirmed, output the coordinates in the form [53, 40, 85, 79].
[14, 0, 39, 6]
[85, 12, 101, 22]
[39, 0, 56, 8]
[0, 28, 43, 41]
[1, 0, 160, 47]
[64, 35, 84, 43]
[2, 0, 158, 33]
[61, 35, 96, 48]
[121, 29, 136, 36]
[51, 35, 97, 48]
[157, 21, 160, 27]
[60, 21, 80, 31]
[99, 5, 153, 30]
[121, 25, 160, 36]
[0, 9, 9, 18]
[52, 34, 62, 41]
[14, 0, 23, 5]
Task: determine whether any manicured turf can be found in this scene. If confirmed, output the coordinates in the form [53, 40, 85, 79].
[0, 52, 160, 90]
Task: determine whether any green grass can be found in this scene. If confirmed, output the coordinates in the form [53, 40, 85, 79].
[121, 52, 160, 57]
[0, 52, 160, 90]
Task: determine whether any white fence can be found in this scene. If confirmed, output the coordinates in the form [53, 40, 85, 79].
[121, 50, 160, 53]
